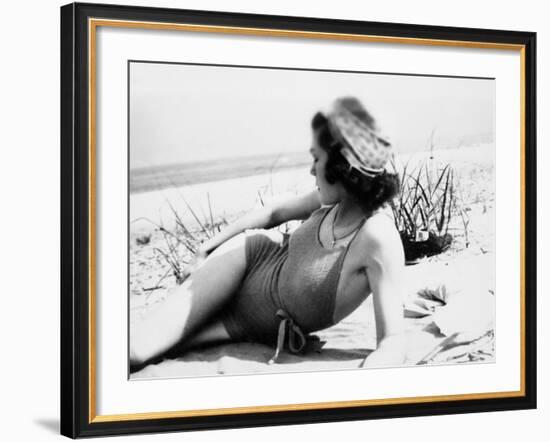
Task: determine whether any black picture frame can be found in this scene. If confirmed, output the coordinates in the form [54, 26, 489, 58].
[60, 2, 537, 438]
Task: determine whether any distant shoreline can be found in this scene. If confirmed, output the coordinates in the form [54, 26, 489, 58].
[130, 151, 310, 194]
[130, 144, 494, 195]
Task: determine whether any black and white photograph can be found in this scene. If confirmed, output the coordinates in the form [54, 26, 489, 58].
[128, 61, 496, 379]
[0, 0, 543, 439]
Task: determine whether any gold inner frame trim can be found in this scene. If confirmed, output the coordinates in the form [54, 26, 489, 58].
[88, 17, 527, 423]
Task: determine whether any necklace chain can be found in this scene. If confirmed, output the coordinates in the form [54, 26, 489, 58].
[330, 204, 364, 247]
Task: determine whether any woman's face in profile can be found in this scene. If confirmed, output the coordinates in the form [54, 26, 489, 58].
[309, 140, 341, 205]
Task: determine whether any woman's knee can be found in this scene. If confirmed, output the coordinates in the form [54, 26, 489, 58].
[243, 229, 286, 247]
[188, 232, 248, 297]
[208, 232, 245, 256]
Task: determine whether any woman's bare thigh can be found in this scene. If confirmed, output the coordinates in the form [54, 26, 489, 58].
[185, 319, 232, 350]
[130, 233, 247, 364]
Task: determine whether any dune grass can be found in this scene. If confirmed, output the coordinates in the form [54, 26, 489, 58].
[391, 158, 470, 262]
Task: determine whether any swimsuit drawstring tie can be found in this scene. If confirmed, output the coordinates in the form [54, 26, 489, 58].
[268, 309, 307, 364]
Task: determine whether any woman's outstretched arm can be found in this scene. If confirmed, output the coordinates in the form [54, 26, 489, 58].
[198, 189, 321, 255]
[359, 216, 407, 368]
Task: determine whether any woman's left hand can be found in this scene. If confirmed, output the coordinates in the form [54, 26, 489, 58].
[359, 334, 407, 368]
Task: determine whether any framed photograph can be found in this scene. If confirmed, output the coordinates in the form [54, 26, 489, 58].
[60, 2, 536, 438]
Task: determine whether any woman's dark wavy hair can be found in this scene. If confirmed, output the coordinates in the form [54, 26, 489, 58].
[311, 99, 400, 214]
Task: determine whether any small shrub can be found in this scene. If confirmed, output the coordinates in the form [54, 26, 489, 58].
[391, 159, 464, 263]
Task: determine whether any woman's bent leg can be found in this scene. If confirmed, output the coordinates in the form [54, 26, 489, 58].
[170, 319, 232, 354]
[130, 233, 247, 365]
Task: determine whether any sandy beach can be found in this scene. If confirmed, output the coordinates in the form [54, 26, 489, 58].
[129, 145, 495, 379]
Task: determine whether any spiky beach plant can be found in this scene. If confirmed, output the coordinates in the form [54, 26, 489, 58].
[391, 158, 462, 262]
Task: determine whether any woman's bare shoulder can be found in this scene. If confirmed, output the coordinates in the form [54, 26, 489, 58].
[363, 207, 398, 237]
[357, 207, 403, 258]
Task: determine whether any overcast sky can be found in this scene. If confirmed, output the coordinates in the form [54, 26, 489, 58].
[130, 62, 494, 169]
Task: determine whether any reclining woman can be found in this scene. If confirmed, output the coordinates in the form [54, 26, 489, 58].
[130, 97, 407, 371]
